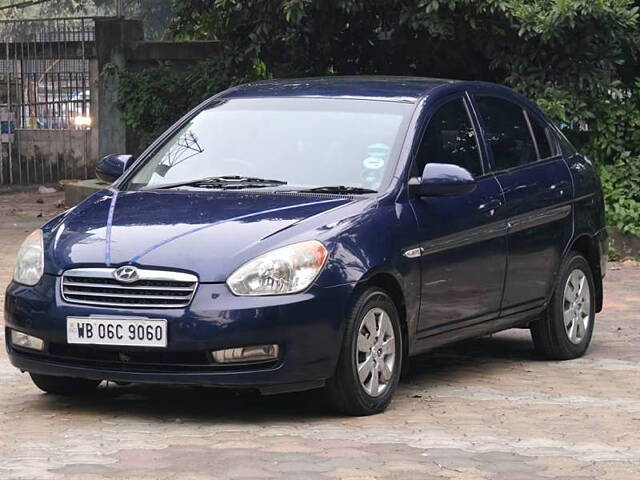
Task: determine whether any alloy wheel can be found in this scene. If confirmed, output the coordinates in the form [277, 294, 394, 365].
[355, 306, 396, 397]
[563, 268, 591, 345]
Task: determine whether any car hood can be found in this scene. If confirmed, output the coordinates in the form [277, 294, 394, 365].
[45, 189, 355, 282]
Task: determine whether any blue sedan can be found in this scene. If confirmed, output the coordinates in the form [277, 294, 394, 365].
[5, 77, 607, 415]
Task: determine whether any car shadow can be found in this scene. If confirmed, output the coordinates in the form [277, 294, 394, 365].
[401, 329, 538, 384]
[29, 330, 540, 421]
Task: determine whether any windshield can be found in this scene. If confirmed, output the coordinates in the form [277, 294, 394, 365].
[125, 98, 413, 191]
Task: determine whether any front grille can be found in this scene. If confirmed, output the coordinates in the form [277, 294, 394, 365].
[61, 267, 198, 308]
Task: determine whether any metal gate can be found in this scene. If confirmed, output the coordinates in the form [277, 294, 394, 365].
[0, 17, 96, 185]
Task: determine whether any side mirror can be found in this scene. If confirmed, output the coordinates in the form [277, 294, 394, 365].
[409, 163, 477, 197]
[96, 154, 134, 183]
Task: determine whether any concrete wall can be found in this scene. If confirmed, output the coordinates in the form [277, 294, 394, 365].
[12, 128, 95, 183]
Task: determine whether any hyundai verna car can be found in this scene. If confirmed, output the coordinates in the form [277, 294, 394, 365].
[5, 77, 607, 415]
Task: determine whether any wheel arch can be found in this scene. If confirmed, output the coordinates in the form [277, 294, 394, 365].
[353, 271, 410, 361]
[567, 234, 603, 312]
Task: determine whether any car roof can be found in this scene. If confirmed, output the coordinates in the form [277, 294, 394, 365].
[217, 76, 463, 103]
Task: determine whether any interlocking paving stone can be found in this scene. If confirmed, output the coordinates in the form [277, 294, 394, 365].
[0, 191, 639, 479]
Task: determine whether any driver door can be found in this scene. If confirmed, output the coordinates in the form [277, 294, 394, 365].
[409, 96, 508, 336]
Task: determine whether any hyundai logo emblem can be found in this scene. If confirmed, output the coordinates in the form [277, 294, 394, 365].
[113, 266, 139, 283]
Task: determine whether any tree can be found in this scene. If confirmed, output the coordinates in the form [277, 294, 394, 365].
[170, 1, 638, 93]
[0, 0, 174, 36]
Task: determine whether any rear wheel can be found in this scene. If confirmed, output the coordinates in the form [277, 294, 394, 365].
[530, 252, 596, 360]
[30, 373, 101, 395]
[326, 288, 403, 415]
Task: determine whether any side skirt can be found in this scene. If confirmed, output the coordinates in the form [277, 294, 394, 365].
[409, 305, 545, 356]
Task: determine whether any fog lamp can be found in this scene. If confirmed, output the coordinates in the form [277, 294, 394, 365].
[211, 344, 279, 364]
[10, 330, 44, 351]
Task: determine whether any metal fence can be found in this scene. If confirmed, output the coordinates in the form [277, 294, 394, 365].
[1, 17, 93, 129]
[0, 17, 96, 184]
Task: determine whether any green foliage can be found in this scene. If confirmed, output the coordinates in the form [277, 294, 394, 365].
[117, 57, 267, 150]
[116, 0, 640, 238]
[168, 0, 638, 85]
[578, 80, 640, 237]
[600, 160, 640, 236]
[118, 63, 217, 148]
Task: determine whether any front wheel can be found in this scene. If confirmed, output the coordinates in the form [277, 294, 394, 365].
[30, 373, 101, 395]
[530, 252, 596, 360]
[326, 288, 403, 415]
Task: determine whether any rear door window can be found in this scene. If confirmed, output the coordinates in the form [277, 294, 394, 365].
[526, 111, 563, 159]
[474, 96, 537, 171]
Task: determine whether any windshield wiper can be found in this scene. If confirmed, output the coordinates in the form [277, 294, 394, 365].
[299, 185, 377, 194]
[146, 176, 288, 190]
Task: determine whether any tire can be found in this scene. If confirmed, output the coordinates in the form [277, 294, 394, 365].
[30, 373, 101, 395]
[326, 288, 403, 416]
[530, 252, 596, 360]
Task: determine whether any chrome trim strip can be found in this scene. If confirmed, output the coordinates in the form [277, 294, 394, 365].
[63, 291, 189, 300]
[62, 280, 194, 291]
[60, 298, 191, 308]
[63, 267, 197, 283]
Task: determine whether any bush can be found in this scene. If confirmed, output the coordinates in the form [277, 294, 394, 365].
[117, 56, 268, 153]
[577, 80, 640, 237]
[600, 159, 640, 236]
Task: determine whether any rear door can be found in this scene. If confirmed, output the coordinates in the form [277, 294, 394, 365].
[472, 95, 573, 315]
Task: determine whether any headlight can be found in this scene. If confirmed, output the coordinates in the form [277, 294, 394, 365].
[13, 229, 44, 286]
[227, 240, 328, 296]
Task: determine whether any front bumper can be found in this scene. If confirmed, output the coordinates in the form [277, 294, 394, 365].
[4, 275, 354, 394]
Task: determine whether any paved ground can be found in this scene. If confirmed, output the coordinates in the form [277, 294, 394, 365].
[0, 190, 639, 480]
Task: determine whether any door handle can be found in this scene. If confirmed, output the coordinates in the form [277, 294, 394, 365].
[478, 199, 502, 216]
[549, 181, 570, 195]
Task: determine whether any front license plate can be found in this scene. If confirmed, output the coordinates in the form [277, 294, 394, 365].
[67, 316, 167, 347]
